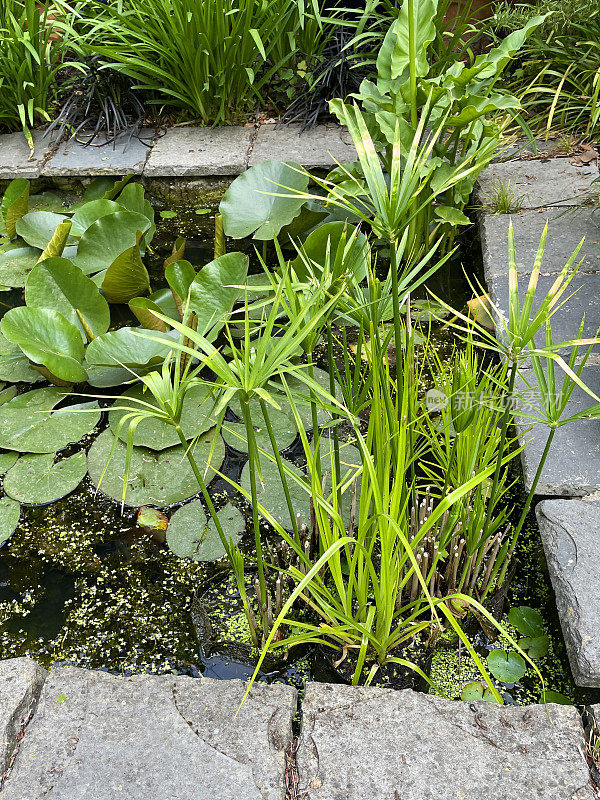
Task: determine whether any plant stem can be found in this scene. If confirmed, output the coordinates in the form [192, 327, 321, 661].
[326, 321, 342, 511]
[388, 238, 404, 429]
[307, 352, 322, 479]
[240, 396, 267, 611]
[258, 397, 300, 543]
[174, 424, 230, 555]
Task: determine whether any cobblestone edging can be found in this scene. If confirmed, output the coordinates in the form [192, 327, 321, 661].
[0, 124, 357, 181]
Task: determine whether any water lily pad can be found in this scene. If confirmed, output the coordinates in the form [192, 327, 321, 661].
[1, 306, 88, 384]
[240, 455, 308, 529]
[167, 501, 244, 561]
[87, 427, 225, 506]
[0, 333, 43, 383]
[507, 606, 545, 638]
[291, 221, 369, 282]
[109, 383, 218, 450]
[25, 258, 110, 340]
[0, 497, 20, 545]
[0, 385, 16, 405]
[0, 246, 41, 288]
[0, 452, 18, 474]
[1, 178, 29, 239]
[460, 681, 496, 703]
[518, 635, 549, 659]
[220, 160, 309, 241]
[16, 211, 73, 250]
[4, 451, 87, 505]
[486, 650, 526, 683]
[74, 211, 152, 274]
[188, 253, 249, 339]
[28, 192, 66, 214]
[0, 387, 100, 453]
[69, 199, 122, 237]
[221, 404, 299, 454]
[116, 183, 156, 244]
[84, 327, 178, 387]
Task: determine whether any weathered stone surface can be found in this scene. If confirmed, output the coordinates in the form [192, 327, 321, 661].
[1, 667, 296, 799]
[492, 136, 568, 162]
[481, 208, 600, 280]
[0, 131, 54, 179]
[513, 365, 600, 496]
[477, 158, 599, 209]
[0, 658, 47, 776]
[536, 500, 600, 686]
[44, 131, 154, 176]
[297, 682, 594, 800]
[145, 126, 253, 177]
[249, 124, 356, 168]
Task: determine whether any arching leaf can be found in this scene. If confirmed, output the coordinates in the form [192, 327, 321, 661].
[116, 183, 156, 244]
[0, 334, 43, 383]
[0, 452, 18, 474]
[291, 221, 370, 282]
[101, 231, 151, 303]
[0, 246, 42, 288]
[74, 211, 152, 274]
[69, 199, 122, 237]
[188, 252, 249, 338]
[84, 327, 178, 387]
[25, 258, 110, 340]
[0, 497, 20, 545]
[1, 178, 29, 239]
[167, 501, 244, 561]
[15, 211, 73, 250]
[220, 161, 309, 240]
[1, 307, 87, 384]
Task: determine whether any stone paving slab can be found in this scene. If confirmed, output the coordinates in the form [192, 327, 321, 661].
[0, 667, 296, 800]
[297, 682, 594, 800]
[43, 131, 154, 176]
[0, 132, 54, 180]
[536, 500, 600, 687]
[249, 123, 357, 168]
[514, 365, 600, 496]
[0, 658, 46, 776]
[145, 126, 253, 177]
[481, 208, 600, 280]
[477, 158, 599, 209]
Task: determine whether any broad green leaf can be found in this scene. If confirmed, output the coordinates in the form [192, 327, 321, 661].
[1, 178, 29, 239]
[74, 211, 152, 274]
[0, 387, 100, 453]
[25, 258, 110, 339]
[101, 232, 151, 303]
[0, 246, 42, 288]
[38, 220, 73, 262]
[116, 183, 156, 244]
[0, 497, 20, 545]
[220, 161, 309, 240]
[28, 192, 65, 214]
[128, 298, 169, 331]
[84, 327, 178, 387]
[165, 259, 196, 317]
[541, 690, 572, 705]
[434, 206, 471, 226]
[291, 221, 370, 282]
[4, 451, 87, 505]
[166, 501, 244, 561]
[376, 0, 437, 84]
[519, 635, 549, 659]
[508, 606, 545, 638]
[460, 681, 496, 703]
[240, 455, 308, 529]
[188, 253, 249, 338]
[69, 199, 122, 237]
[87, 427, 225, 506]
[15, 211, 73, 250]
[0, 452, 18, 474]
[486, 650, 526, 683]
[109, 382, 217, 450]
[0, 386, 16, 405]
[1, 307, 87, 384]
[0, 333, 43, 383]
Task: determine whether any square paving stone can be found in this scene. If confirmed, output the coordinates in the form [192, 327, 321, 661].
[145, 126, 253, 177]
[1, 668, 296, 800]
[297, 682, 594, 800]
[481, 208, 600, 281]
[536, 499, 600, 687]
[0, 131, 54, 179]
[514, 365, 600, 496]
[44, 131, 154, 176]
[477, 158, 599, 210]
[0, 658, 47, 775]
[249, 124, 357, 168]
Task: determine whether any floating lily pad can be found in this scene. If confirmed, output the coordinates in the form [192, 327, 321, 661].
[84, 327, 178, 387]
[460, 681, 496, 703]
[69, 199, 122, 237]
[0, 385, 17, 405]
[486, 650, 526, 684]
[109, 383, 217, 450]
[0, 497, 20, 545]
[507, 606, 545, 638]
[0, 246, 41, 288]
[87, 427, 225, 506]
[167, 501, 244, 561]
[4, 451, 87, 505]
[74, 211, 152, 274]
[0, 333, 43, 383]
[0, 452, 18, 474]
[518, 634, 549, 659]
[0, 387, 100, 453]
[240, 455, 308, 529]
[221, 404, 299, 454]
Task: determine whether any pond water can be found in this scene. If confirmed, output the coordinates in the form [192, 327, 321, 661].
[0, 193, 595, 707]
